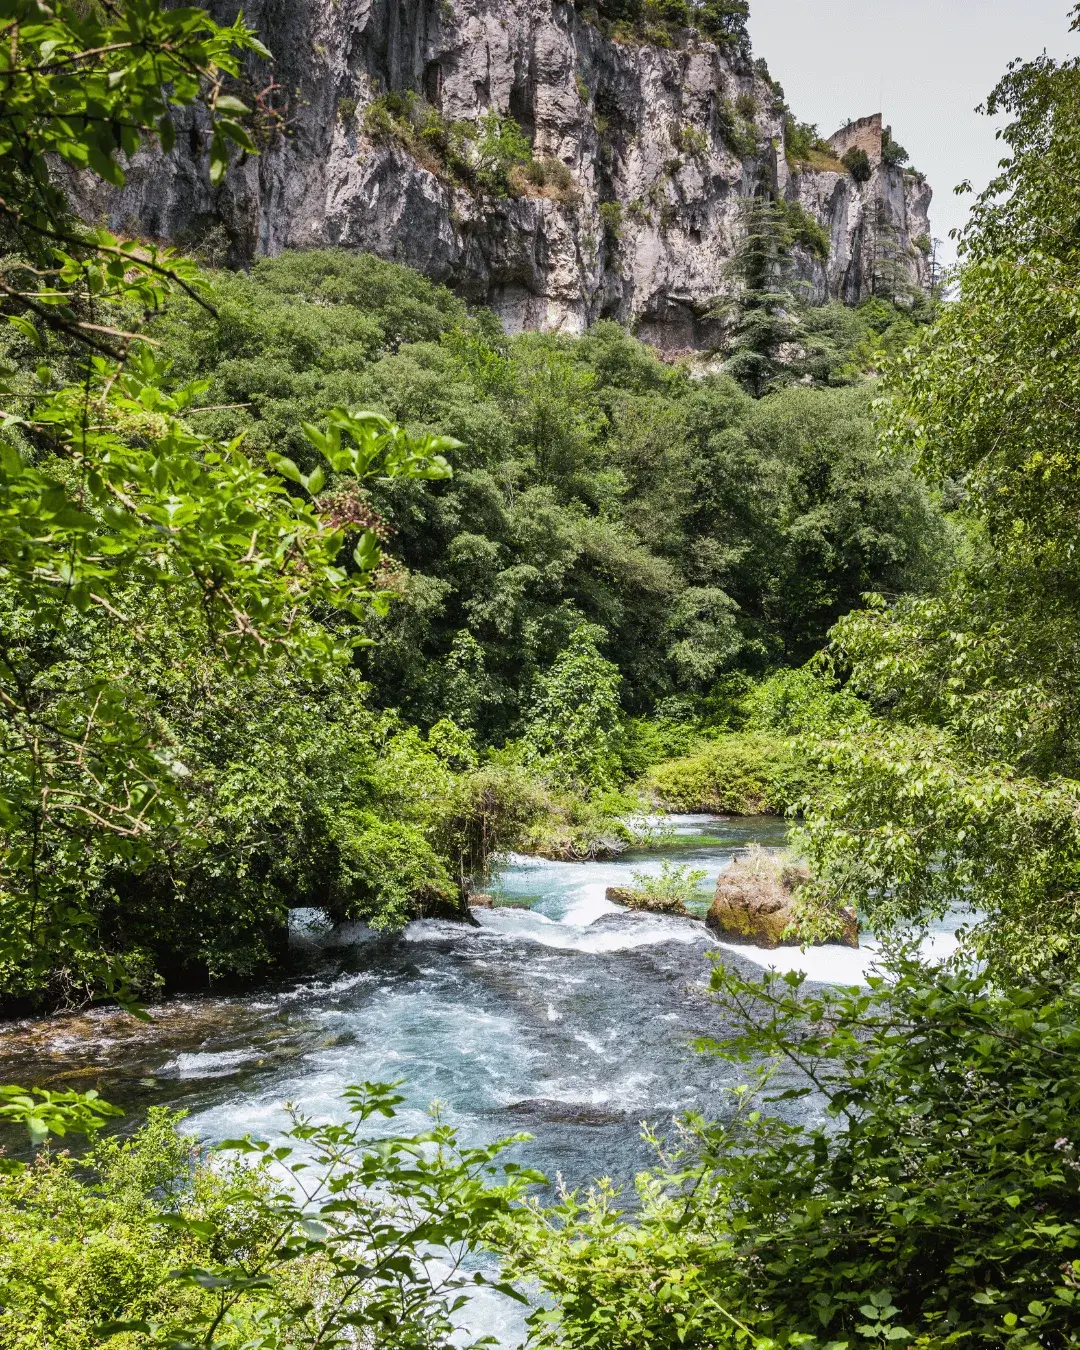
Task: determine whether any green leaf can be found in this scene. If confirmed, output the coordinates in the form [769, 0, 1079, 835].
[267, 452, 305, 485]
[216, 118, 258, 154]
[8, 315, 41, 348]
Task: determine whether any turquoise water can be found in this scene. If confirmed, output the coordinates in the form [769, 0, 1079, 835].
[0, 814, 964, 1346]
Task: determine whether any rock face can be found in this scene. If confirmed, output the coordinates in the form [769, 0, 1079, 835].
[69, 1, 933, 351]
[706, 856, 859, 949]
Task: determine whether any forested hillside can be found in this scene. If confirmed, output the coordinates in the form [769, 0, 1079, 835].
[153, 255, 942, 731]
[0, 243, 941, 1004]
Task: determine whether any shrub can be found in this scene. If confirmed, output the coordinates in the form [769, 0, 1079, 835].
[842, 145, 873, 182]
[516, 155, 579, 204]
[735, 90, 757, 121]
[362, 96, 531, 196]
[627, 860, 709, 912]
[781, 199, 830, 260]
[599, 199, 624, 246]
[0, 1086, 536, 1350]
[882, 132, 909, 167]
[668, 121, 709, 158]
[784, 118, 845, 172]
[647, 732, 809, 814]
[498, 952, 1080, 1349]
[717, 99, 760, 157]
[571, 0, 749, 53]
[740, 665, 872, 738]
[0, 1109, 285, 1346]
[473, 109, 533, 195]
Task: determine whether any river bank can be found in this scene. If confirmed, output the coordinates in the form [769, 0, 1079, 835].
[0, 815, 961, 1157]
[0, 813, 966, 1346]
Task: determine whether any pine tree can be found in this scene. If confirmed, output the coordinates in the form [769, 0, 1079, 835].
[720, 196, 803, 396]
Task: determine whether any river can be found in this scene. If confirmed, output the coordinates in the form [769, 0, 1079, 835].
[0, 814, 961, 1345]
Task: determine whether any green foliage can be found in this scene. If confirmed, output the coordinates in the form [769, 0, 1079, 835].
[0, 1086, 537, 1350]
[721, 197, 871, 390]
[599, 199, 624, 246]
[474, 110, 534, 194]
[0, 0, 267, 353]
[644, 665, 871, 815]
[783, 119, 842, 170]
[140, 1083, 539, 1349]
[719, 197, 805, 397]
[521, 156, 578, 203]
[573, 0, 749, 51]
[648, 732, 803, 814]
[694, 0, 751, 45]
[627, 860, 709, 911]
[738, 664, 871, 738]
[0, 387, 454, 999]
[802, 17, 1080, 977]
[0, 5, 948, 1005]
[363, 90, 472, 184]
[363, 94, 533, 198]
[668, 121, 709, 159]
[154, 273, 941, 747]
[842, 146, 873, 182]
[882, 131, 910, 167]
[522, 627, 624, 793]
[500, 953, 1080, 1349]
[0, 5, 456, 1004]
[780, 199, 831, 261]
[717, 98, 761, 157]
[0, 1083, 121, 1155]
[0, 1109, 216, 1348]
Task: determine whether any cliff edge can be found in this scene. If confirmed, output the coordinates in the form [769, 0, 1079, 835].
[70, 0, 932, 351]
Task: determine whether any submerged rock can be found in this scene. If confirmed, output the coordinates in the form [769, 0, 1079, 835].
[706, 852, 858, 949]
[605, 885, 688, 916]
[503, 1098, 625, 1127]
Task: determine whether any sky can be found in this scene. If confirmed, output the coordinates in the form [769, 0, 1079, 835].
[746, 0, 1080, 261]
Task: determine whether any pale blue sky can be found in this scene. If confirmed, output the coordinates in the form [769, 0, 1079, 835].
[747, 1, 1080, 261]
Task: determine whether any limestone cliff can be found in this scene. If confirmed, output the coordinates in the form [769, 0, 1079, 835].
[71, 0, 932, 350]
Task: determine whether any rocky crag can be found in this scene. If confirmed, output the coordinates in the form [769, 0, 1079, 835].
[73, 1, 933, 351]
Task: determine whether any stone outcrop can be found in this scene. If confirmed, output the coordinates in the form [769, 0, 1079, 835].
[605, 885, 688, 916]
[706, 853, 859, 949]
[828, 113, 884, 165]
[69, 0, 933, 349]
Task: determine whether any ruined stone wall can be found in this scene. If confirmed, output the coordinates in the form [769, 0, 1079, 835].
[827, 113, 883, 166]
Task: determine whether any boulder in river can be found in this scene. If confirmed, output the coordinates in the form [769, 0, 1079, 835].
[706, 849, 859, 949]
[605, 886, 688, 916]
[468, 894, 495, 908]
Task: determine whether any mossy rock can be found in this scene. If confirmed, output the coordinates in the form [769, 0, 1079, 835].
[706, 852, 858, 949]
